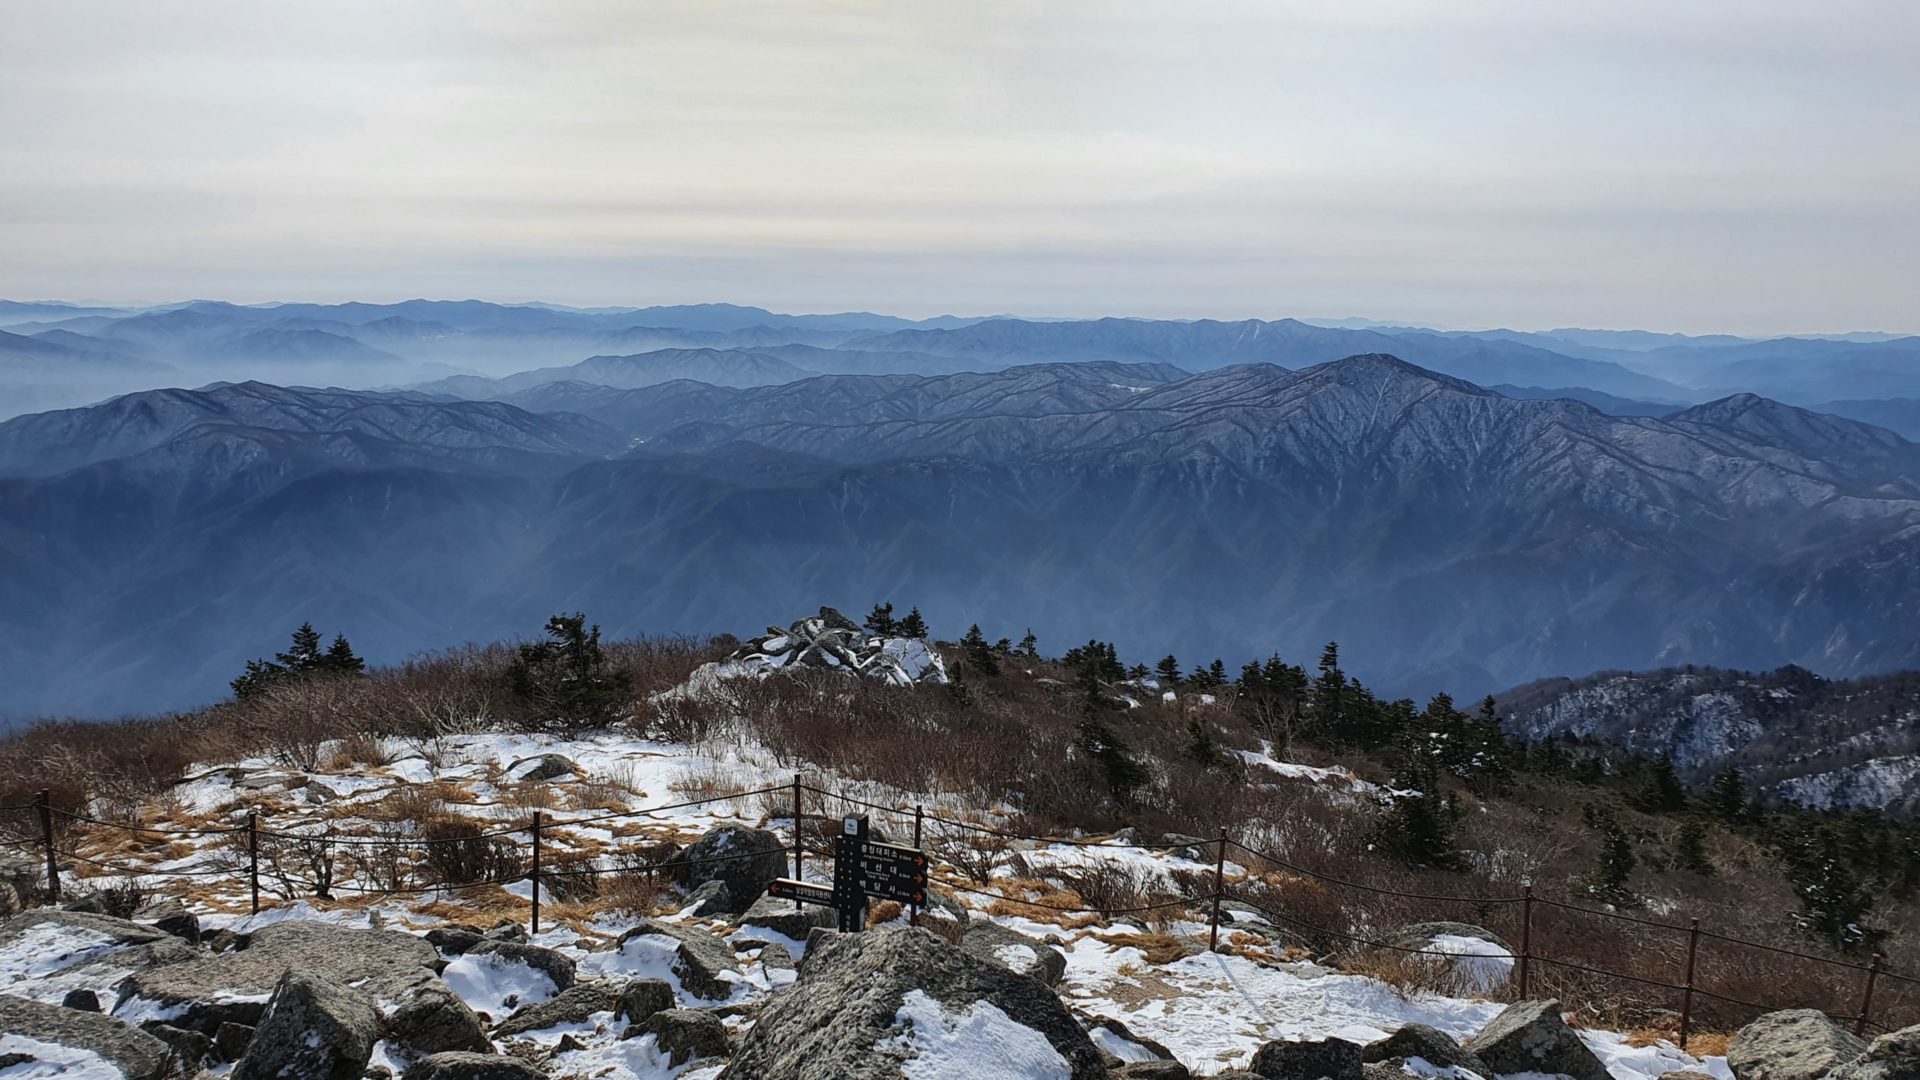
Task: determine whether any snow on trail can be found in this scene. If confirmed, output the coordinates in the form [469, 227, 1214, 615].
[31, 729, 1736, 1080]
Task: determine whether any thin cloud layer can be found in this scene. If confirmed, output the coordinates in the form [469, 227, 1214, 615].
[2, 0, 1915, 333]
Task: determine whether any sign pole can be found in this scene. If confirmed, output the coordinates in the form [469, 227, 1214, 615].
[792, 775, 804, 912]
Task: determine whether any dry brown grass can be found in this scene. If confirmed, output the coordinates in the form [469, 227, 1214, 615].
[1092, 930, 1190, 966]
[867, 900, 904, 927]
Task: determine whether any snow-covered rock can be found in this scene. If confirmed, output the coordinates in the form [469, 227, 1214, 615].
[717, 926, 1106, 1079]
[680, 606, 948, 691]
[0, 993, 173, 1080]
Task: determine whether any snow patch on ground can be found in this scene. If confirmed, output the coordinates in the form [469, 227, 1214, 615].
[441, 951, 560, 1017]
[881, 989, 1071, 1080]
[0, 1034, 126, 1080]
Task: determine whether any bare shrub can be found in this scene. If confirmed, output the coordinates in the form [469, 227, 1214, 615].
[1049, 861, 1169, 920]
[928, 821, 1017, 885]
[421, 817, 525, 887]
[670, 761, 749, 800]
[67, 879, 148, 920]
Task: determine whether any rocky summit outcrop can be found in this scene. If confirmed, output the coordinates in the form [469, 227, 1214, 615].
[635, 1008, 732, 1067]
[1727, 1009, 1869, 1080]
[960, 920, 1067, 987]
[492, 982, 620, 1037]
[1829, 1022, 1920, 1080]
[1249, 1036, 1363, 1080]
[718, 925, 1108, 1079]
[466, 940, 576, 992]
[607, 919, 744, 1001]
[0, 909, 199, 1006]
[122, 920, 441, 1033]
[387, 980, 493, 1058]
[672, 825, 790, 910]
[0, 992, 173, 1080]
[231, 970, 380, 1080]
[685, 607, 948, 690]
[737, 891, 838, 941]
[403, 1051, 547, 1080]
[1361, 1024, 1491, 1079]
[1467, 999, 1610, 1080]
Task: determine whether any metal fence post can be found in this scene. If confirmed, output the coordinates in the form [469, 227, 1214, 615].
[792, 775, 804, 912]
[1857, 953, 1883, 1036]
[1209, 830, 1228, 953]
[911, 805, 924, 922]
[1680, 918, 1700, 1049]
[1518, 885, 1533, 998]
[530, 811, 542, 937]
[247, 811, 260, 915]
[35, 789, 58, 902]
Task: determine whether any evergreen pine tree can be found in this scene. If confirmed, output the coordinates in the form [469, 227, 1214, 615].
[1776, 822, 1885, 952]
[1126, 663, 1150, 681]
[1674, 816, 1713, 875]
[232, 622, 362, 698]
[961, 623, 999, 677]
[1016, 630, 1039, 660]
[1154, 655, 1182, 687]
[1310, 641, 1349, 742]
[1584, 804, 1638, 905]
[1184, 717, 1223, 768]
[509, 613, 633, 733]
[1207, 658, 1227, 686]
[1635, 755, 1688, 813]
[277, 623, 325, 672]
[231, 657, 287, 700]
[864, 602, 897, 637]
[1706, 765, 1747, 823]
[896, 607, 929, 639]
[321, 634, 365, 675]
[1374, 732, 1463, 870]
[1073, 659, 1146, 803]
[1464, 695, 1512, 792]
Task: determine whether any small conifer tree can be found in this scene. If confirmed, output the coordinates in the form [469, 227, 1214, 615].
[896, 607, 929, 639]
[961, 623, 999, 677]
[509, 613, 633, 733]
[1674, 816, 1713, 875]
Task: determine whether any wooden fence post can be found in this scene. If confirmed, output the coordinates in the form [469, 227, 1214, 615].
[791, 775, 804, 912]
[36, 789, 58, 903]
[247, 811, 260, 915]
[1518, 885, 1533, 998]
[530, 811, 542, 937]
[1680, 918, 1700, 1049]
[1209, 830, 1228, 953]
[1857, 953, 1883, 1036]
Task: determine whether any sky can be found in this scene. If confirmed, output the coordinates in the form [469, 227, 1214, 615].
[2, 0, 1916, 335]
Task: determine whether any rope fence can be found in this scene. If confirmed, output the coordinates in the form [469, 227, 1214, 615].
[4, 777, 1910, 1045]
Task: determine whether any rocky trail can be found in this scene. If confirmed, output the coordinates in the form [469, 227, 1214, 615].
[0, 723, 1855, 1080]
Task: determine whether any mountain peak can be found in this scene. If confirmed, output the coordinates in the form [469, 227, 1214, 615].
[1297, 352, 1498, 396]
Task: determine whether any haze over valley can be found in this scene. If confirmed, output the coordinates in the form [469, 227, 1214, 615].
[4, 297, 1919, 722]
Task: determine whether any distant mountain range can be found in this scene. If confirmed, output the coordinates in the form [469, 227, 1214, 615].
[9, 297, 1920, 421]
[1501, 665, 1920, 814]
[2, 351, 1916, 721]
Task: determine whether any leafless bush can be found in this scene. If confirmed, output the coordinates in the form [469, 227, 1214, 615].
[928, 821, 1017, 884]
[1048, 861, 1169, 919]
[421, 818, 525, 887]
[67, 879, 148, 919]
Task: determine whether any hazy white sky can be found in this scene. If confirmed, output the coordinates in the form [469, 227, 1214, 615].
[3, 0, 1916, 334]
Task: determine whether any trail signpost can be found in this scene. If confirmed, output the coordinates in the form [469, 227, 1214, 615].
[767, 814, 928, 933]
